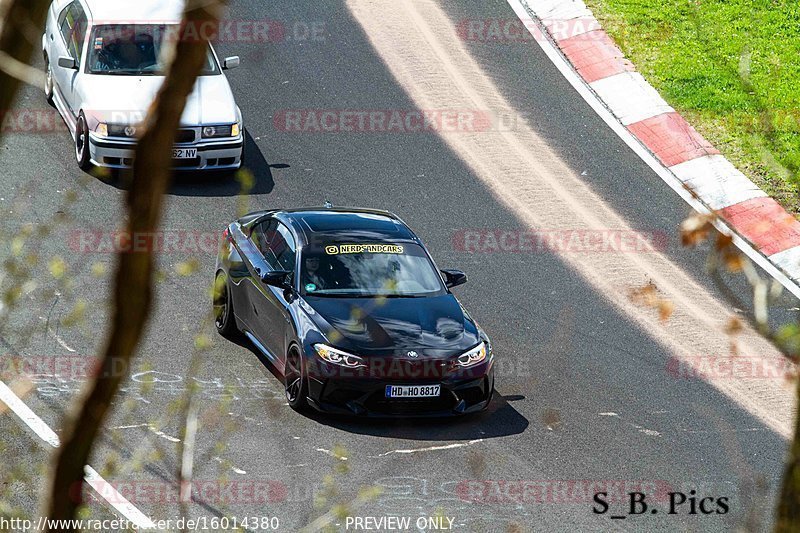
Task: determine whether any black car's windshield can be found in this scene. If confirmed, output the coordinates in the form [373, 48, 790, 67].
[301, 242, 446, 297]
[87, 25, 219, 75]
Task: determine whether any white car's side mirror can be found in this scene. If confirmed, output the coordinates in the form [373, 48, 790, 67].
[57, 55, 77, 69]
[222, 56, 240, 70]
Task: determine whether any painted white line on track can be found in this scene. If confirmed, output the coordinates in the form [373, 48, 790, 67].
[51, 331, 77, 353]
[0, 380, 157, 529]
[111, 423, 181, 443]
[0, 381, 60, 448]
[316, 447, 348, 460]
[506, 0, 800, 301]
[372, 439, 485, 457]
[84, 466, 157, 528]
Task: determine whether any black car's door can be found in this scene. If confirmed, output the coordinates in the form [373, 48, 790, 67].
[234, 218, 272, 339]
[246, 218, 296, 363]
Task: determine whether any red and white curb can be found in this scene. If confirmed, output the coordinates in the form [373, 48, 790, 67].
[507, 0, 800, 294]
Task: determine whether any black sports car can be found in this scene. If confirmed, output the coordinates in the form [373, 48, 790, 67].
[214, 207, 494, 417]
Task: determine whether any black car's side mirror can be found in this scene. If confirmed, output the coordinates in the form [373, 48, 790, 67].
[261, 270, 292, 289]
[441, 269, 467, 289]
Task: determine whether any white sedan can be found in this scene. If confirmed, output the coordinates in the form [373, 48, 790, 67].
[43, 0, 244, 172]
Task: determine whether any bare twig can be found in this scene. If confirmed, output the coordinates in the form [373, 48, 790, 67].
[178, 397, 199, 532]
[0, 49, 44, 87]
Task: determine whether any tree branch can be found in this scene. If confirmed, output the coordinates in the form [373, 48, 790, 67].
[0, 0, 50, 130]
[43, 0, 227, 526]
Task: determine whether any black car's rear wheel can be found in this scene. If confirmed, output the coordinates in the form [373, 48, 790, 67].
[284, 346, 308, 410]
[213, 272, 238, 337]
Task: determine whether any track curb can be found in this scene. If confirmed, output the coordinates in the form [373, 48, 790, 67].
[515, 0, 800, 289]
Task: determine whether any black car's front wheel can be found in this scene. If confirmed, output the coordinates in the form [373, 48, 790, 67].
[284, 346, 308, 411]
[213, 272, 238, 337]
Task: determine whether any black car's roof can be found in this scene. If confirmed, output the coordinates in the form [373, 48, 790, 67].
[240, 207, 419, 245]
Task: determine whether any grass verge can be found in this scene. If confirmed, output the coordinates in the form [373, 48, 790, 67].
[584, 0, 800, 216]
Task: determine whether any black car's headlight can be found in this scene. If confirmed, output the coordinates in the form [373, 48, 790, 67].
[202, 123, 240, 138]
[455, 341, 488, 368]
[314, 344, 366, 368]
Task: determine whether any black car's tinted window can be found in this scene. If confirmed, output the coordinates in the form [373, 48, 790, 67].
[300, 242, 445, 297]
[250, 219, 277, 258]
[250, 219, 296, 272]
[268, 223, 297, 272]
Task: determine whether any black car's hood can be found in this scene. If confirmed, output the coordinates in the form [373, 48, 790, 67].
[302, 294, 480, 356]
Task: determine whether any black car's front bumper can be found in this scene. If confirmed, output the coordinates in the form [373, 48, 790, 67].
[305, 359, 494, 417]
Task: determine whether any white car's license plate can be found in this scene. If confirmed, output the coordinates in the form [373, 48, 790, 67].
[172, 148, 197, 159]
[385, 384, 441, 398]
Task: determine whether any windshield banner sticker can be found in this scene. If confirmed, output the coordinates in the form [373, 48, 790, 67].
[325, 244, 404, 255]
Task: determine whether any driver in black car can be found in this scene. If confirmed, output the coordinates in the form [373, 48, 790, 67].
[303, 256, 327, 291]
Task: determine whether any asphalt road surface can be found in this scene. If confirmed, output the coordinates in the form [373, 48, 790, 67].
[1, 0, 798, 531]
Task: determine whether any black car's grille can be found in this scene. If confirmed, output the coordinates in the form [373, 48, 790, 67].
[324, 388, 365, 406]
[174, 129, 196, 143]
[457, 384, 488, 405]
[365, 358, 449, 381]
